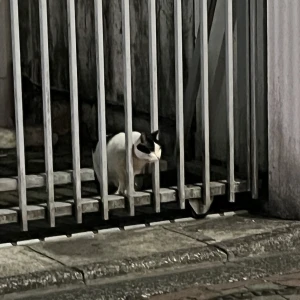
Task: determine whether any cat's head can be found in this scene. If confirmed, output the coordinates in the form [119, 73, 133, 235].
[133, 130, 162, 162]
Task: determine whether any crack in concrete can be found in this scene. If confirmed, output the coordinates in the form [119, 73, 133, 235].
[26, 246, 67, 268]
[162, 225, 232, 263]
[26, 246, 87, 285]
[212, 243, 235, 262]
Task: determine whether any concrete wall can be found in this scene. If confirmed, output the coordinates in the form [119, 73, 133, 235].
[0, 0, 14, 129]
[267, 0, 300, 219]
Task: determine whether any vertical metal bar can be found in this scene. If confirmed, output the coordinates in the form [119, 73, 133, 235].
[67, 0, 82, 223]
[10, 0, 28, 231]
[94, 0, 108, 220]
[174, 0, 185, 209]
[250, 0, 258, 199]
[122, 0, 135, 216]
[194, 0, 201, 161]
[237, 0, 251, 190]
[39, 0, 55, 227]
[148, 0, 160, 213]
[200, 0, 210, 205]
[194, 0, 200, 43]
[225, 0, 235, 202]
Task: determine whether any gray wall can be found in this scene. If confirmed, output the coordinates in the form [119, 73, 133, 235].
[0, 0, 14, 129]
[267, 0, 300, 219]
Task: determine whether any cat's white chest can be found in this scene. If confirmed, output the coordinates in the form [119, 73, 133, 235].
[133, 156, 148, 175]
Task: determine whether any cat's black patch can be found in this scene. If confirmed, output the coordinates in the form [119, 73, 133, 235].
[137, 130, 161, 154]
[137, 144, 151, 154]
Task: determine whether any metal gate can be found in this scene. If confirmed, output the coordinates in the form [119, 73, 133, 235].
[0, 0, 258, 231]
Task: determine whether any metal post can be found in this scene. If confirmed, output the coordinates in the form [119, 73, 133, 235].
[39, 0, 55, 227]
[94, 0, 109, 220]
[225, 0, 235, 202]
[67, 0, 82, 223]
[250, 0, 258, 199]
[148, 0, 160, 213]
[10, 0, 28, 231]
[200, 0, 210, 205]
[174, 0, 185, 209]
[122, 0, 135, 216]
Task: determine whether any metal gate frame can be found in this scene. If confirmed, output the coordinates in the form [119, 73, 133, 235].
[0, 0, 258, 231]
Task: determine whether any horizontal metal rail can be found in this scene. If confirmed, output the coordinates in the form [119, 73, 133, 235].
[0, 175, 248, 225]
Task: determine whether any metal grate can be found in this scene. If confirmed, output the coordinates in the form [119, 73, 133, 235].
[1, 0, 258, 231]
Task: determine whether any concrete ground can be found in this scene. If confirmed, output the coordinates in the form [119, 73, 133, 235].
[1, 211, 300, 299]
[150, 273, 300, 300]
[9, 270, 300, 299]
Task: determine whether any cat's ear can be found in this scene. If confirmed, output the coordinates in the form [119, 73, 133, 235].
[140, 132, 147, 143]
[151, 130, 159, 141]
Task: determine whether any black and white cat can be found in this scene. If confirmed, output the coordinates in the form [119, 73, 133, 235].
[92, 131, 161, 195]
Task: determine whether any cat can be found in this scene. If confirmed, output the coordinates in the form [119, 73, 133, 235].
[92, 130, 161, 195]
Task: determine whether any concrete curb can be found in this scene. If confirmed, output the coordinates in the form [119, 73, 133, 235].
[0, 268, 84, 295]
[80, 245, 226, 281]
[214, 224, 300, 260]
[15, 250, 300, 300]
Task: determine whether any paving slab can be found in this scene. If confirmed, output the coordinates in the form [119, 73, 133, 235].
[0, 246, 61, 277]
[164, 214, 297, 242]
[30, 226, 205, 265]
[0, 247, 83, 295]
[29, 226, 226, 280]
